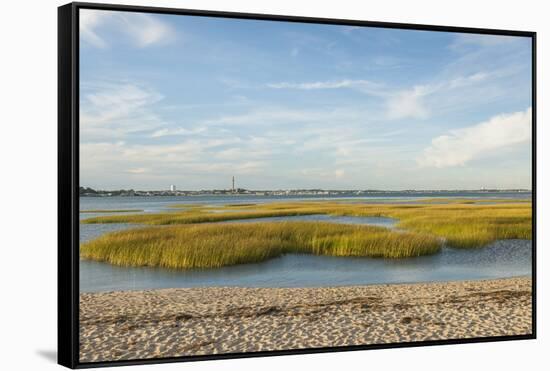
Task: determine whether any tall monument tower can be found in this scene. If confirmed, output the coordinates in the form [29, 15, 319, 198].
[232, 176, 235, 193]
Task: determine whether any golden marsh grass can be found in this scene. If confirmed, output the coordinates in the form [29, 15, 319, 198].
[80, 222, 442, 269]
[80, 209, 143, 213]
[81, 200, 531, 249]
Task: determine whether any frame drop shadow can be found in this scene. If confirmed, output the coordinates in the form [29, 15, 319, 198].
[36, 349, 57, 363]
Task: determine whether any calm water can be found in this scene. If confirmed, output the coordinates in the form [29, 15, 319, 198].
[80, 240, 531, 292]
[79, 191, 531, 214]
[79, 193, 532, 292]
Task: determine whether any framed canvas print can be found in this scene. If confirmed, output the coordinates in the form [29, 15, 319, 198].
[58, 2, 536, 368]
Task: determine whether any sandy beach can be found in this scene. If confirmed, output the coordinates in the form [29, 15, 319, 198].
[79, 277, 532, 363]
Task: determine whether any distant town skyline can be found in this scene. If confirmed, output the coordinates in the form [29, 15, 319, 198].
[80, 9, 532, 191]
[79, 183, 532, 198]
[80, 178, 532, 193]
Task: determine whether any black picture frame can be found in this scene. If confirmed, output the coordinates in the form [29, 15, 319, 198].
[58, 2, 537, 369]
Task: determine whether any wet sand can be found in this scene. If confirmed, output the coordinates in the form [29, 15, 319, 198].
[79, 277, 532, 363]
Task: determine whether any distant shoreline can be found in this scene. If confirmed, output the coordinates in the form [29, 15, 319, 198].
[80, 187, 532, 197]
[79, 277, 532, 363]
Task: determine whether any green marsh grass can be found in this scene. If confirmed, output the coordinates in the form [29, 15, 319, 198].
[80, 222, 442, 269]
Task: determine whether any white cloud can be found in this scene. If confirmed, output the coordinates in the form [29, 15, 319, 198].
[81, 136, 268, 189]
[386, 72, 491, 120]
[386, 85, 430, 120]
[334, 169, 345, 178]
[126, 168, 149, 174]
[299, 168, 346, 180]
[417, 107, 532, 168]
[81, 81, 164, 139]
[125, 14, 174, 47]
[151, 127, 207, 138]
[267, 72, 491, 121]
[447, 72, 488, 89]
[267, 79, 384, 95]
[80, 9, 175, 48]
[80, 9, 108, 48]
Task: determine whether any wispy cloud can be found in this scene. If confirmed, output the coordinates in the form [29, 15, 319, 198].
[80, 9, 107, 48]
[267, 79, 384, 95]
[80, 9, 175, 48]
[449, 34, 524, 51]
[386, 85, 430, 120]
[417, 107, 532, 168]
[283, 30, 339, 58]
[267, 72, 490, 121]
[203, 107, 366, 127]
[81, 135, 269, 189]
[151, 127, 207, 138]
[386, 72, 493, 120]
[81, 81, 165, 139]
[126, 167, 149, 174]
[300, 168, 347, 179]
[447, 72, 488, 88]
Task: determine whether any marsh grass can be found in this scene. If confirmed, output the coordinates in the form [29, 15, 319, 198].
[81, 208, 324, 225]
[403, 198, 531, 204]
[80, 209, 143, 213]
[81, 200, 531, 249]
[80, 222, 442, 269]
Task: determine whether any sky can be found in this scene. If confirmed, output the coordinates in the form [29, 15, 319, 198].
[79, 9, 533, 191]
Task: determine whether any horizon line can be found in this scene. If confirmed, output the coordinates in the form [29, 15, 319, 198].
[80, 186, 532, 192]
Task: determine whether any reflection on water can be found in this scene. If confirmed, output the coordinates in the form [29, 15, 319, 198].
[80, 239, 532, 292]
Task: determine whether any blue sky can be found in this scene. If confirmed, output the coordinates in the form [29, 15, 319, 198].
[79, 9, 532, 191]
